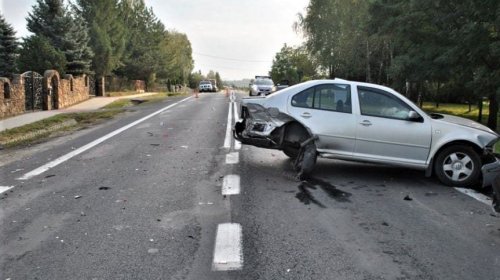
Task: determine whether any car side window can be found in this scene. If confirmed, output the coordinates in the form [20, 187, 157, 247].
[291, 87, 314, 108]
[313, 84, 351, 113]
[358, 86, 411, 120]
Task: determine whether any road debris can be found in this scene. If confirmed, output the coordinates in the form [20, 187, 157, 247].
[404, 195, 413, 201]
[45, 174, 56, 178]
[98, 187, 111, 190]
[148, 248, 159, 254]
[74, 195, 82, 199]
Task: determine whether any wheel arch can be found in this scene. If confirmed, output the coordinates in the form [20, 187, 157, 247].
[426, 140, 483, 177]
[282, 121, 313, 144]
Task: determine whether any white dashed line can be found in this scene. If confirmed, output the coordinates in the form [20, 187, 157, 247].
[212, 223, 243, 271]
[222, 175, 240, 196]
[454, 187, 493, 206]
[17, 96, 193, 180]
[0, 186, 14, 194]
[225, 152, 239, 164]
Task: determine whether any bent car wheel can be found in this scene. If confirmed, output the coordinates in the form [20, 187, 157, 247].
[294, 143, 317, 179]
[434, 145, 481, 187]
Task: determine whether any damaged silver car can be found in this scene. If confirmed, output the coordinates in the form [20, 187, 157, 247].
[234, 79, 500, 187]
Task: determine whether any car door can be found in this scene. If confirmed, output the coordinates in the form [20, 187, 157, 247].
[287, 83, 356, 156]
[354, 86, 432, 166]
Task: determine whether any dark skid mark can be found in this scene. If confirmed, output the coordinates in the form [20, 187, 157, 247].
[295, 177, 352, 208]
[296, 183, 326, 208]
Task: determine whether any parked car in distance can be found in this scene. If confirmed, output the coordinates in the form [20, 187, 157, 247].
[199, 80, 213, 92]
[234, 79, 500, 188]
[249, 76, 276, 96]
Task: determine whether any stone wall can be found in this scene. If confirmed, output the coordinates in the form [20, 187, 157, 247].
[0, 70, 92, 119]
[0, 75, 25, 119]
[47, 72, 91, 109]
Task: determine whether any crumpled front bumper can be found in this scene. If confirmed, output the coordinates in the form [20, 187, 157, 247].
[481, 154, 500, 187]
[233, 119, 281, 149]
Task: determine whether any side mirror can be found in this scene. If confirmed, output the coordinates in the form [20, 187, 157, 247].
[408, 111, 422, 122]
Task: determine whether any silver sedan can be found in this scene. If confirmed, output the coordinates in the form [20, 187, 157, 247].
[234, 79, 500, 187]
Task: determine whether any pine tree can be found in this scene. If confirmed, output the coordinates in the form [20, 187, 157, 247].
[26, 0, 93, 75]
[18, 35, 67, 74]
[0, 14, 19, 77]
[63, 11, 93, 75]
[75, 0, 126, 78]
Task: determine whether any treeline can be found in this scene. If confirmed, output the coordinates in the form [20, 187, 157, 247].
[271, 0, 499, 129]
[188, 70, 223, 89]
[0, 0, 194, 87]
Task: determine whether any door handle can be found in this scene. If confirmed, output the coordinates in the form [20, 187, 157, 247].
[360, 120, 372, 126]
[301, 112, 312, 119]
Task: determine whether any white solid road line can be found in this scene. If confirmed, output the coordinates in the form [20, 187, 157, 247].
[212, 223, 243, 271]
[222, 175, 240, 196]
[223, 102, 233, 149]
[232, 102, 242, 150]
[225, 152, 240, 164]
[455, 187, 493, 206]
[0, 186, 14, 195]
[17, 96, 193, 180]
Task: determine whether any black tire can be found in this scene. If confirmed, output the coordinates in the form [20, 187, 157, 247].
[294, 143, 317, 179]
[434, 145, 481, 187]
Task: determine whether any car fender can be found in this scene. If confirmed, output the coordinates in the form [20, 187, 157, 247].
[427, 123, 496, 165]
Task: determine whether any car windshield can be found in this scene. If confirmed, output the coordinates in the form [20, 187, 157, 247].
[255, 79, 274, 86]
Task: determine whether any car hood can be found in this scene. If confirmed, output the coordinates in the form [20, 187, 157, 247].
[435, 114, 498, 136]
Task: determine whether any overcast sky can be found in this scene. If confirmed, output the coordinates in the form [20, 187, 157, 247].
[0, 0, 308, 80]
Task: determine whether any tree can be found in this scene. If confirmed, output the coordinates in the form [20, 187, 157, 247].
[18, 35, 67, 74]
[0, 14, 19, 77]
[74, 0, 126, 78]
[63, 11, 93, 75]
[117, 0, 165, 83]
[158, 31, 194, 85]
[215, 72, 223, 88]
[27, 0, 93, 75]
[270, 44, 317, 85]
[188, 71, 204, 89]
[296, 0, 380, 81]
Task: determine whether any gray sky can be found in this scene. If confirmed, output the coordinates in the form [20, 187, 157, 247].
[0, 0, 308, 80]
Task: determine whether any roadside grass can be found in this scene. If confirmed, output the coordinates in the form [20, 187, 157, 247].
[0, 91, 191, 149]
[422, 102, 491, 125]
[102, 92, 189, 110]
[106, 91, 140, 97]
[0, 109, 125, 148]
[102, 99, 133, 109]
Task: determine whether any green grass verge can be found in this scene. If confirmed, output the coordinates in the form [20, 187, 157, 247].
[0, 109, 125, 148]
[422, 102, 491, 125]
[102, 99, 133, 109]
[102, 92, 188, 109]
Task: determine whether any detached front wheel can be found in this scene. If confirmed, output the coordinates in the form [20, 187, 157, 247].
[434, 145, 481, 188]
[294, 143, 317, 179]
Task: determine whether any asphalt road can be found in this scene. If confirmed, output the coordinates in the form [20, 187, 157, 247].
[1, 92, 499, 280]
